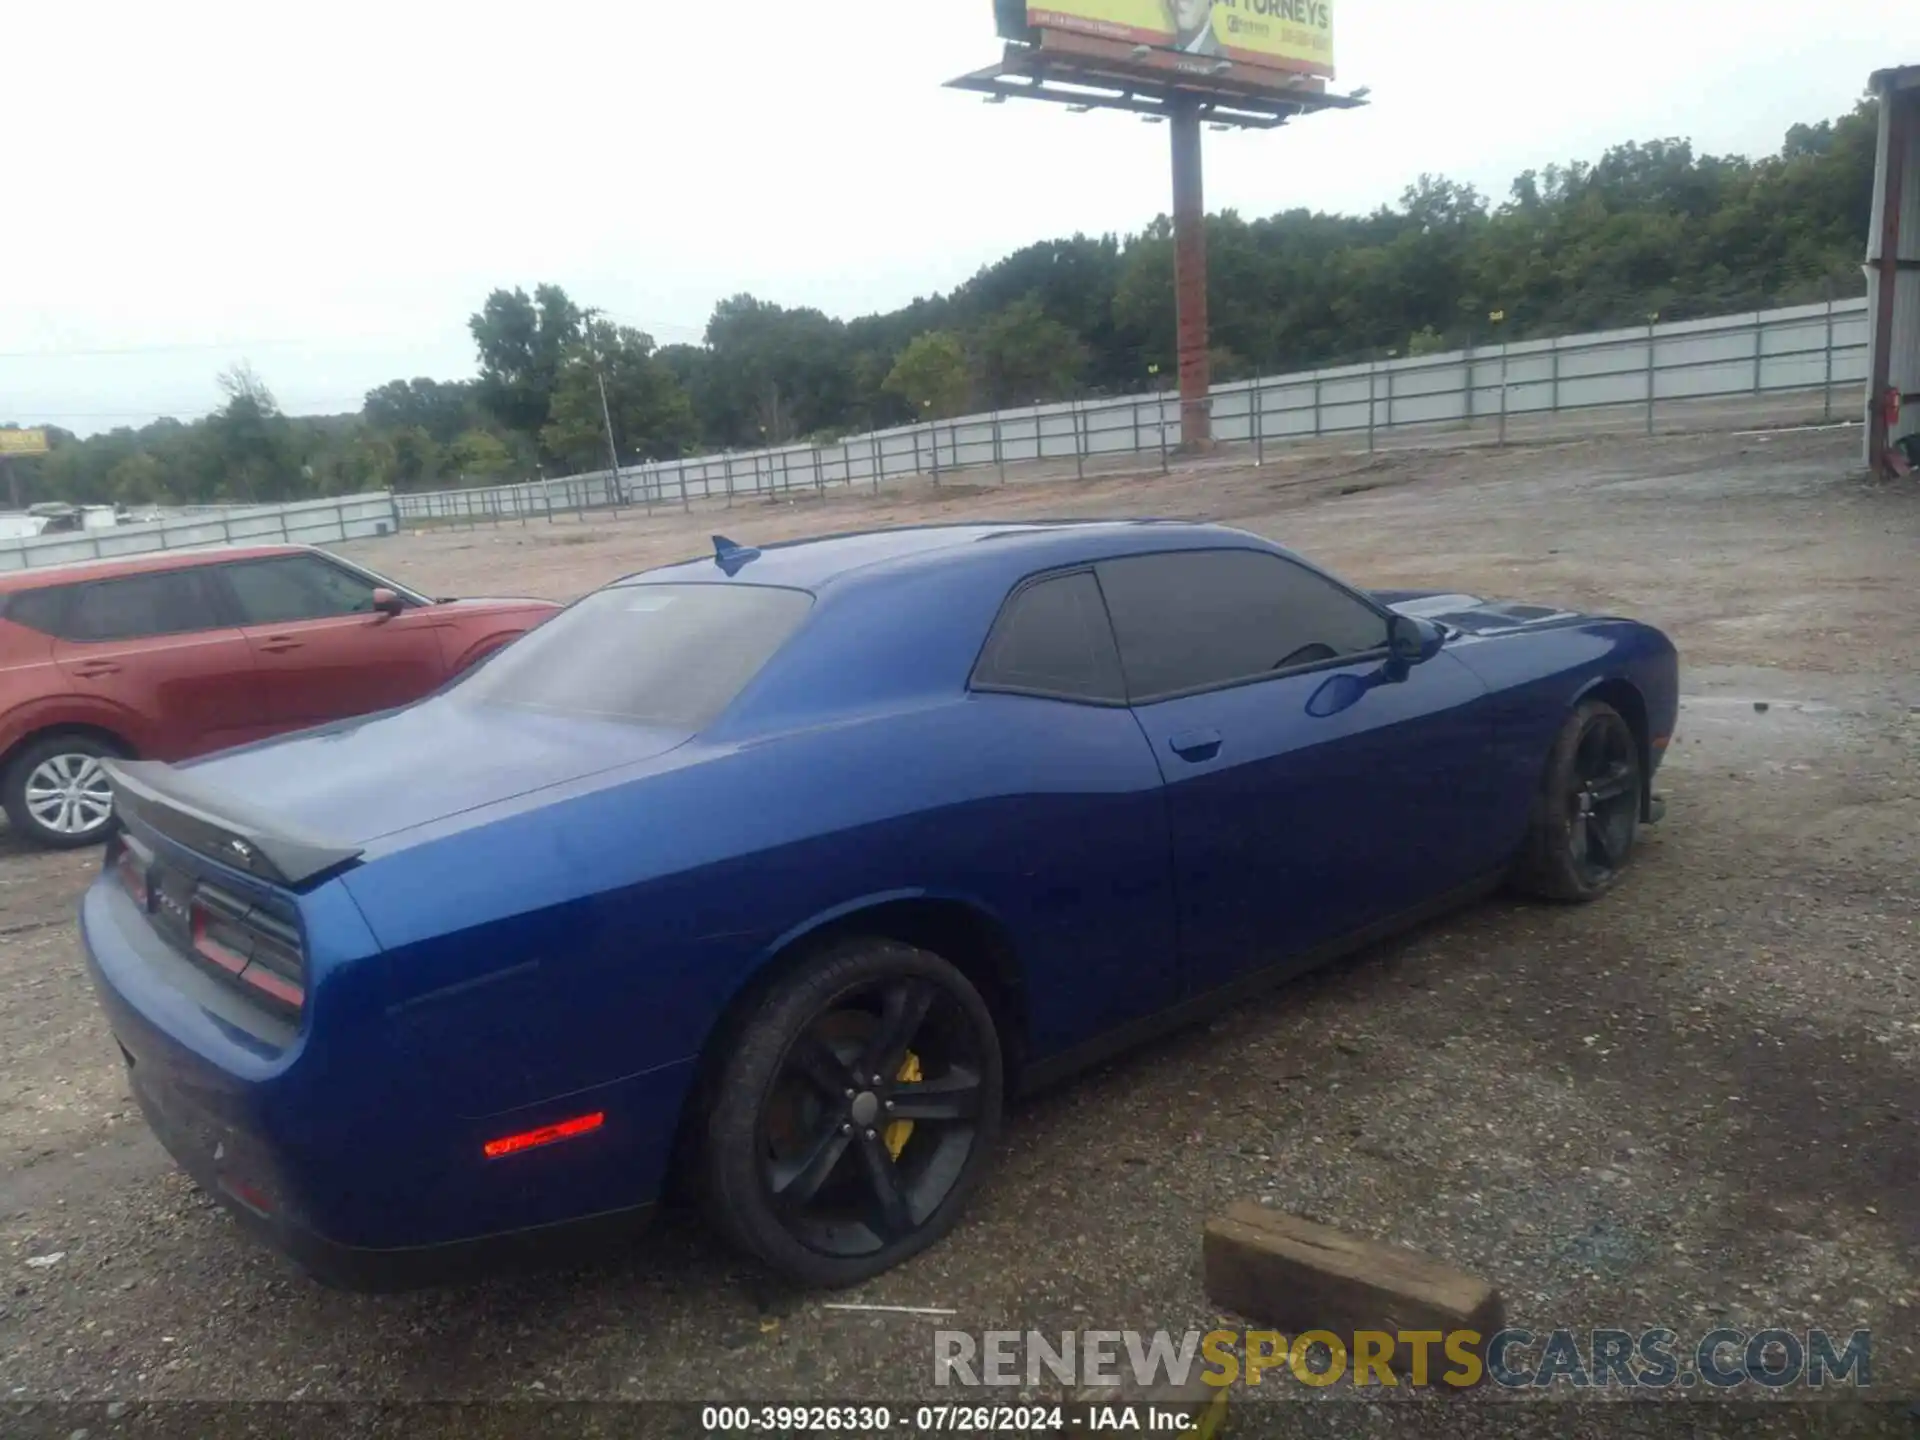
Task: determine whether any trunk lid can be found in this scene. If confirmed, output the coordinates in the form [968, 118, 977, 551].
[161, 696, 691, 851]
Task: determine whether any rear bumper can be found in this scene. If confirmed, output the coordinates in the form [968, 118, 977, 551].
[80, 872, 687, 1288]
[124, 1061, 654, 1290]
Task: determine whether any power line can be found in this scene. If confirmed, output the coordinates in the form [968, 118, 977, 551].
[0, 338, 341, 360]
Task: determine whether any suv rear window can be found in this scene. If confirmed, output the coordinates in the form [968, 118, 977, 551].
[1, 572, 220, 642]
[66, 571, 222, 642]
[0, 586, 72, 636]
[449, 582, 813, 729]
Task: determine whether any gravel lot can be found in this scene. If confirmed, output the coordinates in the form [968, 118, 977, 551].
[2, 424, 1916, 1429]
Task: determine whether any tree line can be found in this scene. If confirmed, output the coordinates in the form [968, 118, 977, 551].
[4, 99, 1879, 508]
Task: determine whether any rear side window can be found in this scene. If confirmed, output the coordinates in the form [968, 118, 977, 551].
[1, 586, 73, 636]
[66, 571, 222, 642]
[449, 582, 813, 729]
[1096, 549, 1390, 701]
[972, 570, 1126, 704]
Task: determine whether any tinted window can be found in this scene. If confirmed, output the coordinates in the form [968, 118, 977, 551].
[2, 586, 72, 637]
[450, 582, 813, 728]
[972, 570, 1125, 703]
[1096, 549, 1389, 700]
[224, 555, 382, 624]
[67, 571, 221, 642]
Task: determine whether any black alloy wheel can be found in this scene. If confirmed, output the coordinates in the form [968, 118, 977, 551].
[1567, 707, 1640, 886]
[704, 939, 1003, 1287]
[1514, 699, 1644, 902]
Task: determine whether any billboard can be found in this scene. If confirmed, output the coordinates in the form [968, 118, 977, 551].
[0, 428, 50, 458]
[1025, 0, 1334, 78]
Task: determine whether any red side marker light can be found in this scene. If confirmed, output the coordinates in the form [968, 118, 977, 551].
[483, 1111, 605, 1160]
[221, 1176, 275, 1217]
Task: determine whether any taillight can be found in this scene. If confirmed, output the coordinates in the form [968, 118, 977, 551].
[190, 902, 249, 974]
[189, 889, 306, 1012]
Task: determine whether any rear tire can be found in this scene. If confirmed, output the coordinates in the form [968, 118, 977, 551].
[3, 732, 127, 850]
[1512, 700, 1643, 903]
[702, 938, 1003, 1288]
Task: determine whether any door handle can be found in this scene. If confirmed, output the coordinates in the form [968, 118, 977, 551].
[258, 637, 304, 654]
[71, 661, 122, 679]
[1168, 728, 1223, 763]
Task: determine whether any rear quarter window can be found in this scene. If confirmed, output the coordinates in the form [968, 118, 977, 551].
[65, 570, 223, 642]
[0, 586, 73, 637]
[971, 569, 1126, 704]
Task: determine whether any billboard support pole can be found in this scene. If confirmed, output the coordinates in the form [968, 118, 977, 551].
[1170, 95, 1213, 452]
[1866, 81, 1911, 474]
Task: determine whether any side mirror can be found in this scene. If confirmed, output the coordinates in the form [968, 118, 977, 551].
[1387, 614, 1445, 666]
[370, 587, 404, 618]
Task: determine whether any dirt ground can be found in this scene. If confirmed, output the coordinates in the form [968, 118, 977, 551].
[1, 425, 1917, 1426]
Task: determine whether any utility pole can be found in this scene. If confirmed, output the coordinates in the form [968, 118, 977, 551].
[582, 310, 625, 508]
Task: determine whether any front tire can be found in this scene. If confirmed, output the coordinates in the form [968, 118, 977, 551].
[1513, 700, 1643, 902]
[3, 733, 126, 849]
[703, 938, 1004, 1288]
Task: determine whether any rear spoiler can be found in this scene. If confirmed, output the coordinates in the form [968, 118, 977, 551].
[104, 759, 363, 889]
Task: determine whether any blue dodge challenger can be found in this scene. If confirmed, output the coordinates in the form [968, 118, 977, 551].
[80, 520, 1677, 1289]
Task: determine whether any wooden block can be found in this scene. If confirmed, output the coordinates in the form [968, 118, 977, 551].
[1202, 1202, 1504, 1381]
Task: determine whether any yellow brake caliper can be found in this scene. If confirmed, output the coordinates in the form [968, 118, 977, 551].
[884, 1052, 921, 1160]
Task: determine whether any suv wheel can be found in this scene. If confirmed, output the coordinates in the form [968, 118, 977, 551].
[4, 734, 125, 849]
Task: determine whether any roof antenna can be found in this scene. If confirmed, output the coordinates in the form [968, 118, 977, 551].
[711, 534, 761, 576]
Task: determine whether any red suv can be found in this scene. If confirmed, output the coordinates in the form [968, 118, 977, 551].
[0, 545, 558, 848]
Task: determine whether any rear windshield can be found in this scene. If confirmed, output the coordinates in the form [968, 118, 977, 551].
[449, 582, 813, 729]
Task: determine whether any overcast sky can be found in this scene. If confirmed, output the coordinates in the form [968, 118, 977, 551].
[2, 1, 1901, 434]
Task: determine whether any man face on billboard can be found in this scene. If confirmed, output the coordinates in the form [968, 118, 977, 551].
[1164, 0, 1220, 53]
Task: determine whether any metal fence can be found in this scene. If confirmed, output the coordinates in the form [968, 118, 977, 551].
[395, 296, 1871, 526]
[0, 492, 401, 573]
[2, 298, 1872, 563]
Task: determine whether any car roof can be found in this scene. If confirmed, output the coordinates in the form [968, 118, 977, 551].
[622, 519, 1239, 593]
[0, 543, 310, 594]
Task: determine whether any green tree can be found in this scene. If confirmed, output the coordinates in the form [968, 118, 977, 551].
[700, 295, 854, 444]
[469, 284, 584, 445]
[207, 363, 298, 500]
[883, 332, 972, 419]
[104, 452, 169, 505]
[364, 378, 480, 444]
[541, 320, 697, 472]
[970, 297, 1088, 407]
[446, 429, 517, 480]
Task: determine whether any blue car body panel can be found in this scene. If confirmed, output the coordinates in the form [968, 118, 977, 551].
[77, 522, 1679, 1281]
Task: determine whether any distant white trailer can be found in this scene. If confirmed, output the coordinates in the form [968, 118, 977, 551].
[0, 513, 49, 541]
[79, 505, 119, 531]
